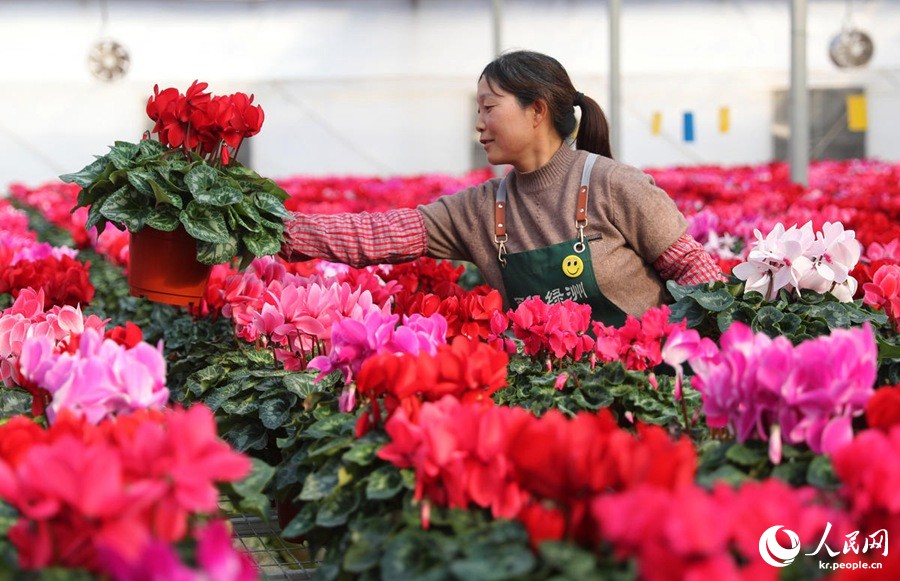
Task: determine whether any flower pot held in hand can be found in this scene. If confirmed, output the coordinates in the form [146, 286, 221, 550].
[128, 226, 212, 306]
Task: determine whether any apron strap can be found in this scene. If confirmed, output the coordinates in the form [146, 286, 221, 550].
[575, 153, 598, 252]
[494, 179, 509, 265]
[494, 153, 600, 262]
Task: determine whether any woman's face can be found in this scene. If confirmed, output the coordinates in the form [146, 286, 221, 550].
[475, 77, 537, 169]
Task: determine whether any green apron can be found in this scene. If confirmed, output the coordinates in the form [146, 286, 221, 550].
[494, 153, 628, 327]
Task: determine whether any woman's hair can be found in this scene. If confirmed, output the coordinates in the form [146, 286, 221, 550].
[480, 50, 612, 159]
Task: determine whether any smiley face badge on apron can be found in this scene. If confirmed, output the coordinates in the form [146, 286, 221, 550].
[493, 153, 627, 327]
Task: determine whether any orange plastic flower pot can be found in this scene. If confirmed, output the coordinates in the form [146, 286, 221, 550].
[128, 226, 212, 306]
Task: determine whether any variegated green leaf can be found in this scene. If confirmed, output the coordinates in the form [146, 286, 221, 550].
[148, 178, 183, 209]
[184, 164, 218, 195]
[145, 207, 180, 231]
[59, 156, 109, 189]
[99, 186, 147, 231]
[194, 185, 244, 206]
[180, 201, 229, 243]
[196, 233, 239, 265]
[253, 191, 292, 219]
[244, 229, 281, 257]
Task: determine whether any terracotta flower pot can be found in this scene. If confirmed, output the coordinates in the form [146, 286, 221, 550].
[128, 226, 212, 306]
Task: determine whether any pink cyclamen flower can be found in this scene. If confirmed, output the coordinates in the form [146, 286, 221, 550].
[19, 328, 168, 424]
[863, 264, 900, 330]
[661, 325, 717, 400]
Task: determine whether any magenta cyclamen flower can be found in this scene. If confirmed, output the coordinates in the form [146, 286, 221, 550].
[308, 311, 448, 384]
[18, 328, 168, 424]
[779, 324, 878, 456]
[687, 322, 877, 463]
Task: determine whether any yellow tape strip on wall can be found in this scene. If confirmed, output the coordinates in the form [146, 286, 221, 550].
[719, 106, 730, 134]
[846, 94, 867, 132]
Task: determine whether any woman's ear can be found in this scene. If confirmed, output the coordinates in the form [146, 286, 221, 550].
[530, 98, 549, 127]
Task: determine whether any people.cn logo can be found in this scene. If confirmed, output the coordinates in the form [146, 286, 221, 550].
[759, 525, 802, 567]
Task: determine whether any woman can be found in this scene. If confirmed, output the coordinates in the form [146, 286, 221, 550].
[280, 50, 723, 327]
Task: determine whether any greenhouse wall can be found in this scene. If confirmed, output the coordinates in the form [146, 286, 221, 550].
[1, 0, 899, 185]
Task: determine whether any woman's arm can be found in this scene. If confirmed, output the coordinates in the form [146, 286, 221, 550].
[278, 208, 428, 267]
[653, 232, 727, 285]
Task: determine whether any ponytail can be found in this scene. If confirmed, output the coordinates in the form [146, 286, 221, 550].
[575, 93, 613, 159]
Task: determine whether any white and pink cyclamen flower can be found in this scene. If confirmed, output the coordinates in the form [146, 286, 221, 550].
[732, 221, 860, 302]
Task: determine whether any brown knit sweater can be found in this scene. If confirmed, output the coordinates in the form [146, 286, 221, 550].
[418, 145, 688, 316]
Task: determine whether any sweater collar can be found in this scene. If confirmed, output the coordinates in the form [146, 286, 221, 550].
[510, 144, 576, 196]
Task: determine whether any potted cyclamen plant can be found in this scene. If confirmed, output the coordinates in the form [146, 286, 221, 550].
[61, 81, 291, 306]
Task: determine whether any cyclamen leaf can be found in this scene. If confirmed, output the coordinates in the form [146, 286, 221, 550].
[450, 542, 535, 580]
[184, 164, 218, 194]
[223, 421, 269, 452]
[809, 302, 852, 330]
[225, 164, 259, 180]
[755, 305, 784, 327]
[108, 141, 141, 170]
[257, 178, 290, 201]
[138, 138, 168, 157]
[381, 531, 452, 579]
[84, 202, 107, 231]
[99, 186, 148, 231]
[693, 289, 735, 311]
[283, 372, 326, 398]
[196, 235, 239, 265]
[282, 502, 317, 538]
[877, 337, 900, 361]
[666, 280, 698, 302]
[343, 435, 386, 466]
[126, 170, 156, 197]
[227, 206, 260, 232]
[60, 156, 109, 189]
[194, 185, 244, 206]
[244, 229, 282, 257]
[180, 202, 230, 243]
[315, 488, 361, 528]
[253, 191, 292, 219]
[222, 393, 260, 416]
[365, 465, 404, 500]
[259, 394, 295, 430]
[724, 442, 768, 467]
[343, 535, 382, 573]
[538, 542, 599, 580]
[300, 461, 341, 501]
[144, 208, 180, 232]
[232, 458, 276, 498]
[148, 178, 183, 209]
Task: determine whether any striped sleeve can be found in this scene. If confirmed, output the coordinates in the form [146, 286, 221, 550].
[279, 208, 428, 268]
[653, 232, 727, 286]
